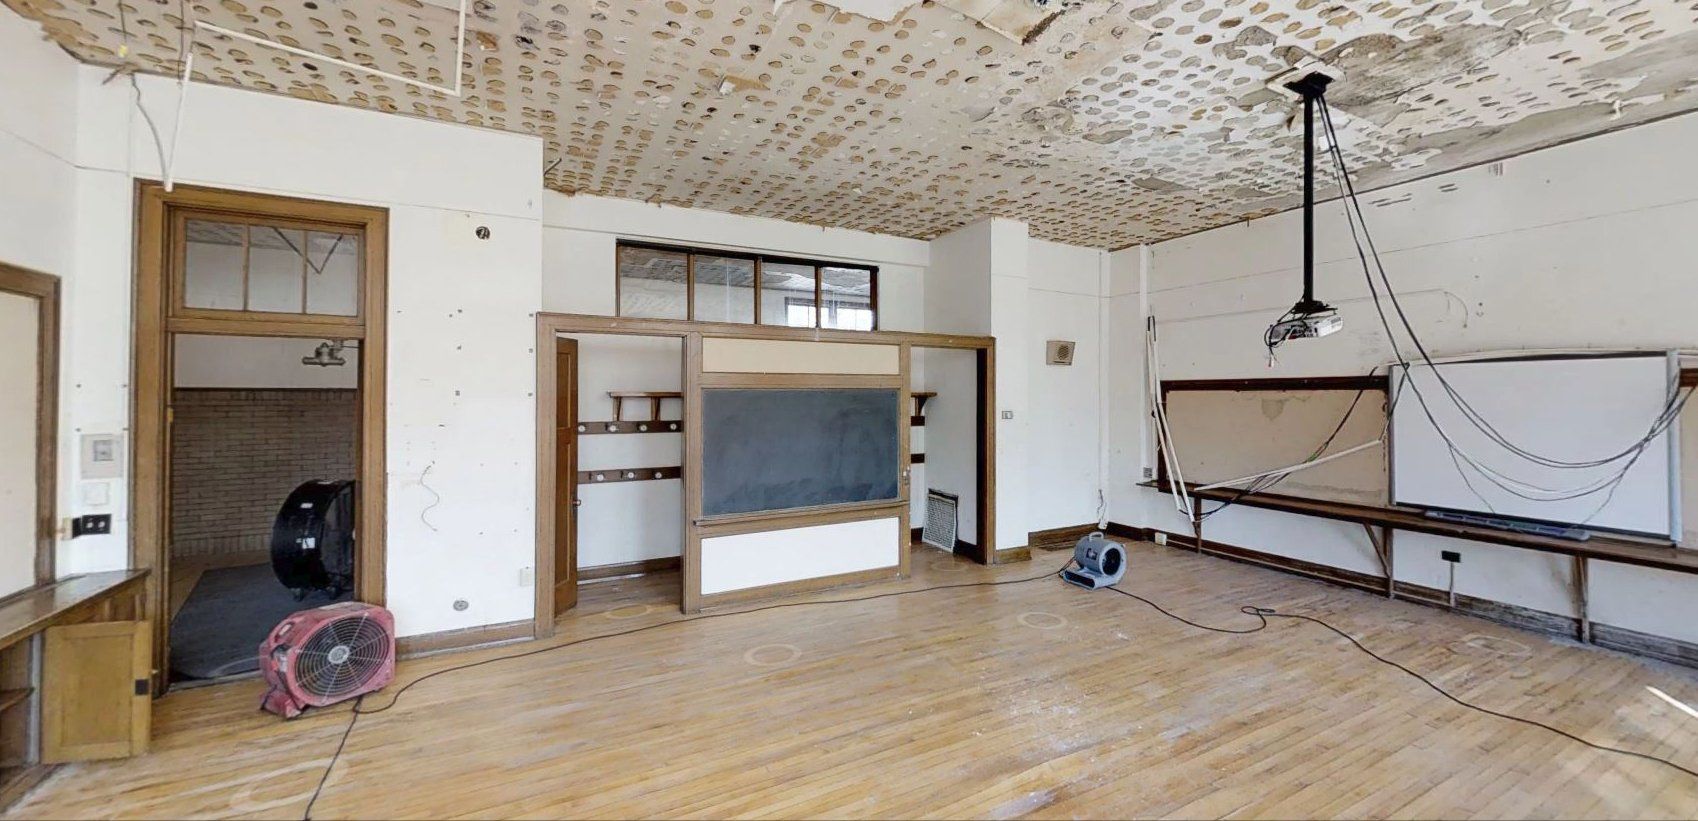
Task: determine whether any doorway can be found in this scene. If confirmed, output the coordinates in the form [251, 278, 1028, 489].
[133, 183, 388, 691]
[551, 332, 688, 618]
[553, 336, 578, 615]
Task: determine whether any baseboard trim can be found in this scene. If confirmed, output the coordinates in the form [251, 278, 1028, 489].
[1027, 523, 1100, 551]
[1104, 522, 1152, 541]
[993, 546, 1031, 564]
[699, 565, 901, 609]
[1121, 523, 1698, 671]
[579, 556, 681, 582]
[910, 526, 924, 542]
[396, 618, 534, 659]
[0, 764, 56, 813]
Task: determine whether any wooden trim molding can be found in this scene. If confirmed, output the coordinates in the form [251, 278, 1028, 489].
[132, 182, 388, 691]
[1027, 523, 1099, 551]
[696, 500, 907, 538]
[395, 619, 533, 659]
[579, 557, 681, 581]
[0, 262, 60, 587]
[535, 313, 1000, 624]
[535, 311, 993, 350]
[698, 565, 900, 609]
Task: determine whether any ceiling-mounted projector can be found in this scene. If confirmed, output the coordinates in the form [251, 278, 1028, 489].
[1266, 309, 1343, 345]
[1264, 70, 1345, 353]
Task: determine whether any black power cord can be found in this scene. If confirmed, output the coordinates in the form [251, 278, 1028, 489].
[1102, 584, 1698, 782]
[302, 557, 1698, 819]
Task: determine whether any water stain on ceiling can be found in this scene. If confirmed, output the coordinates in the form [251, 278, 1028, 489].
[5, 0, 1697, 249]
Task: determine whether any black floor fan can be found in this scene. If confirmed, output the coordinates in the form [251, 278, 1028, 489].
[271, 479, 357, 600]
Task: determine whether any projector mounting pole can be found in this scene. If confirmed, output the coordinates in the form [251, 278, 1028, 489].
[1287, 72, 1333, 317]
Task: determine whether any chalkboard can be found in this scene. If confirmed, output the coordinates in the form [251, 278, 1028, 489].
[702, 388, 900, 517]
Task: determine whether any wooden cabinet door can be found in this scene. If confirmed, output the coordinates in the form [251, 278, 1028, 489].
[41, 621, 151, 763]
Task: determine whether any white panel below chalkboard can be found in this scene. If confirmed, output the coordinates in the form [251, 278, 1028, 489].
[701, 516, 900, 595]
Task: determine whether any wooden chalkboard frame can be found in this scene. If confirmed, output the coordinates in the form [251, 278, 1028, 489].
[1154, 374, 1390, 489]
[534, 313, 998, 635]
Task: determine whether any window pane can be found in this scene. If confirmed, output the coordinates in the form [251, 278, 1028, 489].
[305, 231, 360, 316]
[693, 254, 755, 323]
[247, 226, 306, 313]
[182, 219, 246, 310]
[820, 266, 874, 330]
[761, 262, 816, 327]
[618, 247, 688, 319]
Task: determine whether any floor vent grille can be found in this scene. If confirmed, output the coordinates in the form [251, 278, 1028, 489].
[922, 490, 959, 551]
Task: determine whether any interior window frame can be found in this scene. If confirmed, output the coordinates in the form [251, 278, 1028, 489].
[170, 208, 366, 329]
[615, 240, 878, 331]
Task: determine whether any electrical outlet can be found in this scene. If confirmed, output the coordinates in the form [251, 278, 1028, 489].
[518, 566, 534, 587]
[1141, 467, 1154, 480]
[1441, 550, 1461, 563]
[1153, 532, 1168, 546]
[70, 514, 111, 538]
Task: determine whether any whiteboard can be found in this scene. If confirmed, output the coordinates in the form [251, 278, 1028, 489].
[1390, 353, 1680, 538]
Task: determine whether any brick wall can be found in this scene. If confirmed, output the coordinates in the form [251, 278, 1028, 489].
[170, 389, 358, 560]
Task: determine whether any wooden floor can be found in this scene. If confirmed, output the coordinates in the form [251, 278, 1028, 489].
[12, 540, 1698, 819]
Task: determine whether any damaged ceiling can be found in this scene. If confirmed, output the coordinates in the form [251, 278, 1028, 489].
[6, 0, 1697, 248]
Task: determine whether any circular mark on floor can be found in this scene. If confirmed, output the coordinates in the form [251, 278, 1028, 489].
[1454, 633, 1532, 659]
[926, 555, 971, 573]
[1017, 611, 1068, 630]
[604, 603, 654, 620]
[744, 643, 801, 667]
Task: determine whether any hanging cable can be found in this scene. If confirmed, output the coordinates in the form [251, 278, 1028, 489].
[1312, 96, 1695, 515]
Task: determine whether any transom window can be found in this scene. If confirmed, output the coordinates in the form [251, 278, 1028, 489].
[176, 213, 363, 321]
[617, 242, 876, 330]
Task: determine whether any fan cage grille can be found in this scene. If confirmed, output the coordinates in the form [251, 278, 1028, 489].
[292, 613, 390, 699]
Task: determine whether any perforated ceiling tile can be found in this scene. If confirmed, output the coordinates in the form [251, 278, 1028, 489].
[8, 0, 1697, 248]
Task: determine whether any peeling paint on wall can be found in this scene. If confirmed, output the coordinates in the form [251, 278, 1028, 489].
[5, 0, 1697, 249]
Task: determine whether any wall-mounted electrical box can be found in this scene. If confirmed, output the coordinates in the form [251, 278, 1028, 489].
[80, 433, 123, 479]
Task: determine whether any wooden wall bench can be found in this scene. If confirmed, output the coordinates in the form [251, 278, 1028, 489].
[1147, 481, 1698, 646]
[0, 569, 151, 809]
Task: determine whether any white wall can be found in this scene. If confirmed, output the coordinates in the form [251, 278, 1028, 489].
[62, 65, 543, 638]
[1127, 110, 1698, 644]
[569, 334, 684, 569]
[174, 335, 360, 389]
[0, 9, 77, 597]
[1026, 238, 1107, 531]
[0, 8, 78, 278]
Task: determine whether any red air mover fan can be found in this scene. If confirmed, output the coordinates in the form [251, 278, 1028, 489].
[259, 602, 396, 719]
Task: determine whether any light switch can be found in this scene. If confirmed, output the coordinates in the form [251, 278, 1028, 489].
[1001, 410, 1014, 420]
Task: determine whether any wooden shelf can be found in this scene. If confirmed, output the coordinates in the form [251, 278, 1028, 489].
[577, 419, 682, 435]
[0, 570, 148, 653]
[0, 690, 30, 714]
[608, 391, 683, 423]
[1147, 482, 1698, 575]
[578, 466, 682, 484]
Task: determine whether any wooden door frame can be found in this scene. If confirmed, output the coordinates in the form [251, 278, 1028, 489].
[0, 262, 60, 588]
[132, 181, 388, 692]
[552, 337, 579, 615]
[533, 313, 997, 638]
